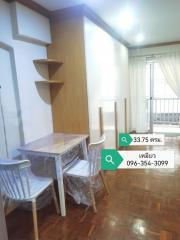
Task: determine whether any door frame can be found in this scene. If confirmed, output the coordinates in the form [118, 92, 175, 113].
[0, 42, 24, 153]
[149, 62, 154, 133]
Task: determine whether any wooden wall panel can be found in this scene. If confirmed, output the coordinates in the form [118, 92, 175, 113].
[48, 16, 89, 134]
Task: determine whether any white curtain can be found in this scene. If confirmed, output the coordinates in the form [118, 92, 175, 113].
[157, 53, 180, 97]
[129, 57, 148, 133]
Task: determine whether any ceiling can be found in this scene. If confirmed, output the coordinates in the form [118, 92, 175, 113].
[33, 0, 180, 47]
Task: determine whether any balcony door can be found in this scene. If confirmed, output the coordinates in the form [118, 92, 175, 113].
[147, 61, 180, 135]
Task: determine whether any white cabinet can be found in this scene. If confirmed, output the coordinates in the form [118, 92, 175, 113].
[84, 17, 129, 147]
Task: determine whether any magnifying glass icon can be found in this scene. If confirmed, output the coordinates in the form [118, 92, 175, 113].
[105, 155, 115, 165]
[121, 137, 127, 144]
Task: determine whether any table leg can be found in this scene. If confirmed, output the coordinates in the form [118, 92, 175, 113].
[81, 139, 88, 160]
[55, 156, 66, 217]
[0, 189, 8, 240]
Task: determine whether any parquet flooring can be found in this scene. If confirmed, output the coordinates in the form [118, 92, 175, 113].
[6, 137, 180, 240]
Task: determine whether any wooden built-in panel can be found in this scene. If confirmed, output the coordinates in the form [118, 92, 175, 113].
[48, 16, 89, 134]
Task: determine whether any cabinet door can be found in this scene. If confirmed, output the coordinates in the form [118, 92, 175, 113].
[101, 101, 116, 148]
[84, 17, 129, 146]
[0, 47, 22, 158]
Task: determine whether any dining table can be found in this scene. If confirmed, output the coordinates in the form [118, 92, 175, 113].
[18, 133, 89, 217]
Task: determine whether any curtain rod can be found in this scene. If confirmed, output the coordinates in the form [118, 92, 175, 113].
[129, 51, 180, 58]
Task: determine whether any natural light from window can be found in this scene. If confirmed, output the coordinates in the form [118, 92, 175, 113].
[154, 63, 177, 98]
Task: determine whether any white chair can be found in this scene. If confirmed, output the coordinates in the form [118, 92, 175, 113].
[64, 135, 109, 213]
[0, 159, 60, 240]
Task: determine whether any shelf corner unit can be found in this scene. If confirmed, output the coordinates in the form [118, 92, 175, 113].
[33, 59, 63, 65]
[35, 80, 64, 84]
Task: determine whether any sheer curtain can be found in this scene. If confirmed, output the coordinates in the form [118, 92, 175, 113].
[157, 53, 180, 97]
[129, 56, 148, 133]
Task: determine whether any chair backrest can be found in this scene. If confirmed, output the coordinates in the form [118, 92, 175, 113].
[88, 134, 105, 176]
[0, 160, 32, 200]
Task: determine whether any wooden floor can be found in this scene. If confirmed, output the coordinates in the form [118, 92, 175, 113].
[6, 137, 180, 240]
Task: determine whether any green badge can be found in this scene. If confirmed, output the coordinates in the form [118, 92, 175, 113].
[118, 133, 133, 147]
[101, 149, 123, 170]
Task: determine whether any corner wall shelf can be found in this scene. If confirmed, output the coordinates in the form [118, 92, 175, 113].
[34, 58, 64, 95]
[33, 59, 63, 65]
[35, 80, 64, 84]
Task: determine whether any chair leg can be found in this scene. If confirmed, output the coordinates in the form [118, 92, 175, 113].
[89, 185, 97, 213]
[99, 171, 110, 195]
[51, 182, 60, 214]
[4, 198, 10, 215]
[32, 199, 39, 240]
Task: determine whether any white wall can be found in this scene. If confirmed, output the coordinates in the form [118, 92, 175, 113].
[84, 17, 129, 148]
[0, 0, 53, 154]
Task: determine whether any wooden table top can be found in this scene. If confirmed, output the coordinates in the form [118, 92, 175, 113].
[18, 133, 88, 155]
